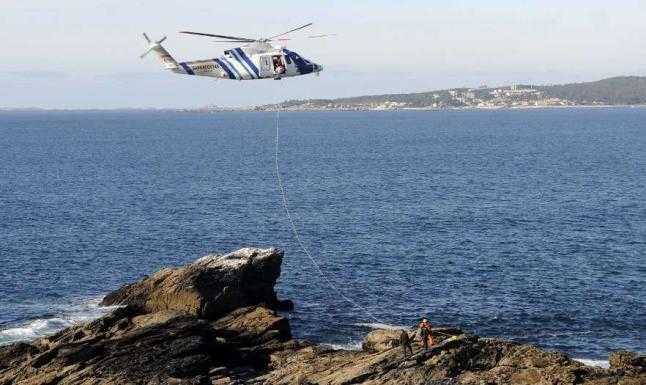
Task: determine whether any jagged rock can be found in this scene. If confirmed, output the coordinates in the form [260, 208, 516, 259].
[0, 313, 219, 385]
[609, 351, 645, 372]
[101, 247, 285, 319]
[362, 328, 403, 352]
[212, 306, 291, 345]
[0, 342, 39, 369]
[362, 327, 466, 353]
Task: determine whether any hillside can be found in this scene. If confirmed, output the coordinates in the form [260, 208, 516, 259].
[537, 76, 646, 105]
[254, 76, 646, 111]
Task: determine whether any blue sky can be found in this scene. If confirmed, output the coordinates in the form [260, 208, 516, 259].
[1, 1, 645, 108]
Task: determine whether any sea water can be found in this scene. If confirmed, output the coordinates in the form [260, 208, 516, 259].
[1, 109, 644, 363]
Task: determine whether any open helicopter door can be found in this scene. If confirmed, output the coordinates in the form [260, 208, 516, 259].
[259, 55, 274, 78]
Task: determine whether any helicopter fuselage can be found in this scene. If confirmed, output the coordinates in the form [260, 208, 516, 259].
[172, 43, 322, 80]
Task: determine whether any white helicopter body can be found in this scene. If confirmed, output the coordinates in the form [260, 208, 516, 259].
[141, 24, 325, 80]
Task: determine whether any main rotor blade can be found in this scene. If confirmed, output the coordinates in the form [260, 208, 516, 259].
[307, 34, 337, 38]
[180, 31, 255, 42]
[273, 34, 337, 42]
[212, 40, 255, 43]
[267, 23, 313, 40]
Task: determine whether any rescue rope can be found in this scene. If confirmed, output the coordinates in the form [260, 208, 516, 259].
[273, 104, 383, 325]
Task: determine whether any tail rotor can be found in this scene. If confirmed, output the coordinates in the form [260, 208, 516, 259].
[140, 33, 168, 59]
[139, 33, 178, 71]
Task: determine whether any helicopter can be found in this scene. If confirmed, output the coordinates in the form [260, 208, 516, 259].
[140, 23, 326, 80]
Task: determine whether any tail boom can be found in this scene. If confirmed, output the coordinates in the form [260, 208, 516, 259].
[141, 33, 179, 71]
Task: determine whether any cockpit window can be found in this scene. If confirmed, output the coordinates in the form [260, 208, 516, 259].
[285, 55, 292, 64]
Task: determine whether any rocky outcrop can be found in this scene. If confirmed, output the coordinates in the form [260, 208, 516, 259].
[101, 248, 291, 319]
[609, 351, 645, 372]
[362, 329, 403, 353]
[260, 334, 645, 385]
[0, 304, 292, 385]
[1, 247, 644, 385]
[362, 327, 465, 353]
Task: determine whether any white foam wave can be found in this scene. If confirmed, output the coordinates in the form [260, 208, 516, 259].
[574, 358, 610, 368]
[321, 341, 363, 351]
[0, 318, 72, 339]
[0, 298, 117, 346]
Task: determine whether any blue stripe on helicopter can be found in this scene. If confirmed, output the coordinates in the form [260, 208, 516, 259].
[231, 50, 256, 79]
[214, 58, 235, 79]
[221, 57, 242, 80]
[180, 63, 195, 75]
[229, 50, 254, 79]
[235, 48, 259, 78]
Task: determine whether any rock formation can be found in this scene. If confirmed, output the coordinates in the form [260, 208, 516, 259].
[100, 248, 292, 319]
[1, 247, 643, 385]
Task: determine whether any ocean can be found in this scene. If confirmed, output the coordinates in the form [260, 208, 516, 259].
[1, 108, 644, 363]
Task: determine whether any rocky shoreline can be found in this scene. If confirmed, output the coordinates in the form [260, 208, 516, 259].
[1, 248, 643, 385]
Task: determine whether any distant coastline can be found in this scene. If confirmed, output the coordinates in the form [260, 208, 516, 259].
[3, 104, 646, 114]
[187, 103, 646, 113]
[241, 75, 646, 112]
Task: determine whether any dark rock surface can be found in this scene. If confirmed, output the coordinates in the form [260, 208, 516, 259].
[1, 247, 644, 385]
[100, 248, 285, 319]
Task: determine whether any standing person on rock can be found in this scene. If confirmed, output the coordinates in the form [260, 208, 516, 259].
[399, 329, 413, 359]
[418, 318, 434, 351]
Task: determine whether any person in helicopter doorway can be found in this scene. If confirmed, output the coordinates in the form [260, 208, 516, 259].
[418, 318, 434, 351]
[273, 55, 286, 75]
